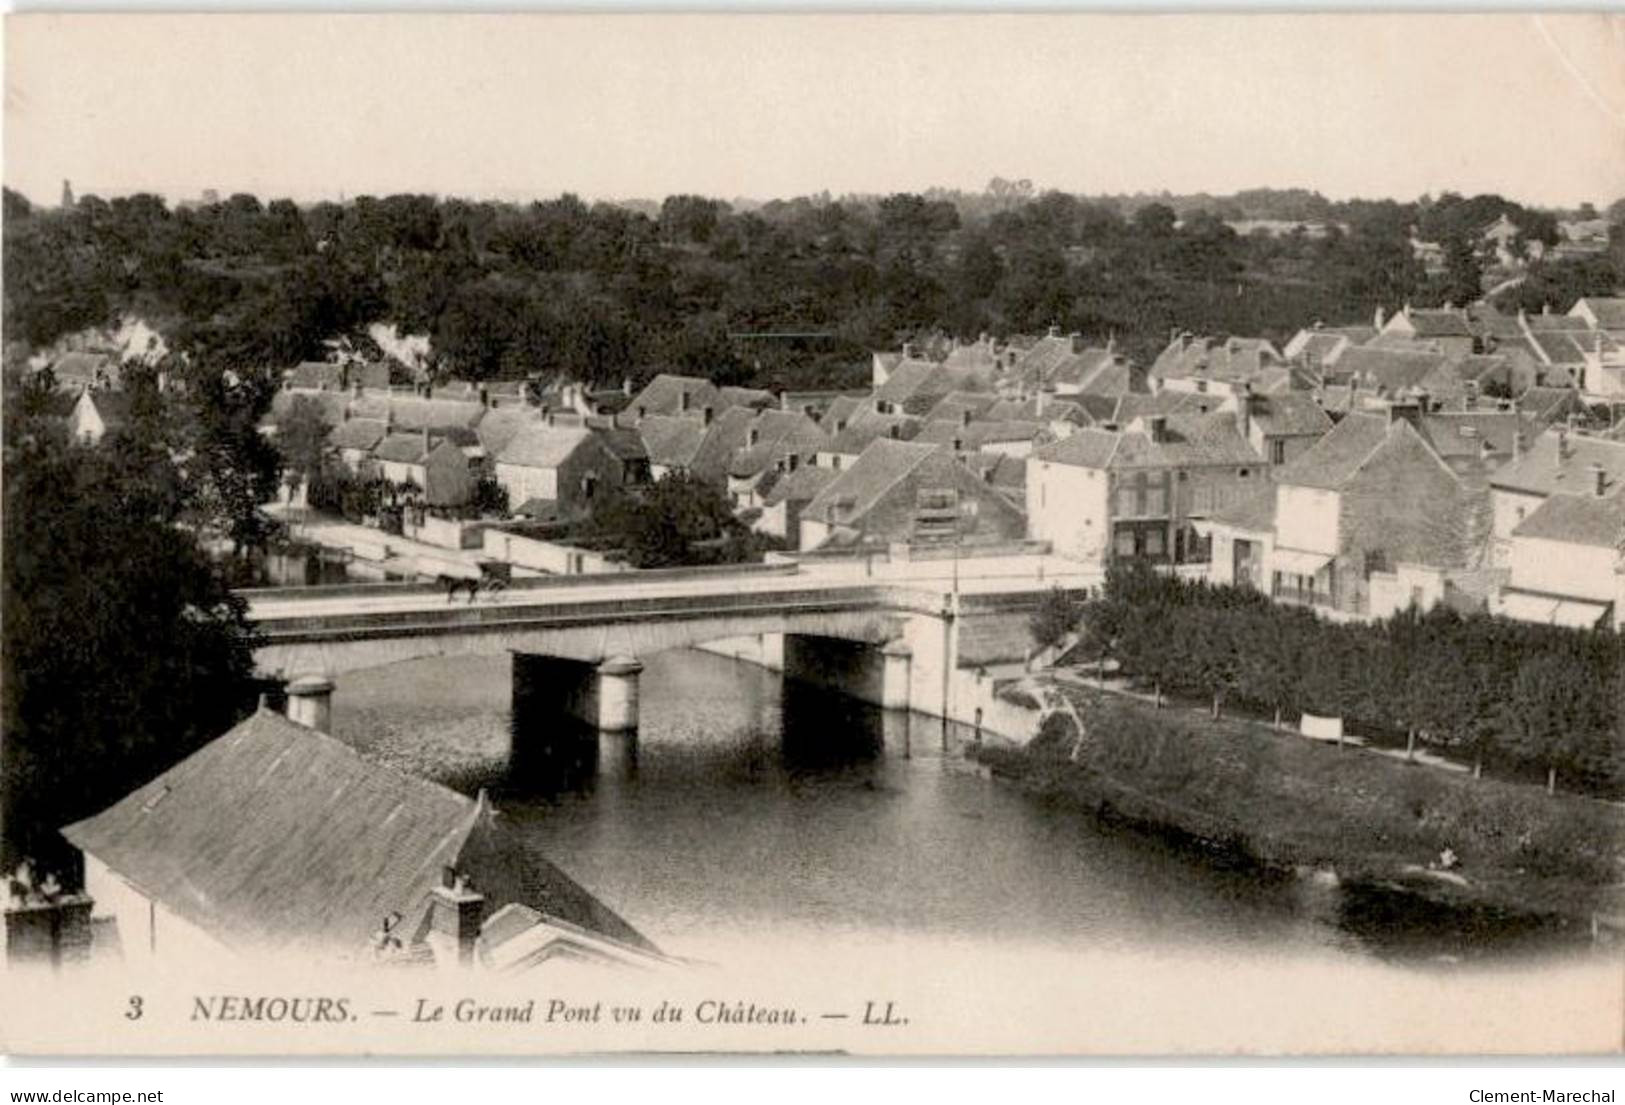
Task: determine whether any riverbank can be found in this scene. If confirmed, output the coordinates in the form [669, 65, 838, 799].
[974, 681, 1625, 933]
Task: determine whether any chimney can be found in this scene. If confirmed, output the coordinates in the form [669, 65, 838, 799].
[1512, 429, 1526, 461]
[961, 408, 974, 427]
[1047, 324, 1060, 339]
[1148, 415, 1168, 444]
[1374, 305, 1386, 330]
[902, 341, 916, 360]
[285, 673, 335, 734]
[623, 376, 634, 397]
[352, 381, 363, 399]
[478, 384, 489, 409]
[1592, 463, 1607, 498]
[747, 426, 759, 447]
[702, 405, 714, 427]
[952, 435, 964, 452]
[636, 404, 646, 421]
[787, 453, 799, 472]
[1464, 379, 1479, 410]
[678, 389, 690, 412]
[429, 866, 484, 967]
[1069, 333, 1084, 355]
[888, 424, 901, 439]
[835, 417, 848, 433]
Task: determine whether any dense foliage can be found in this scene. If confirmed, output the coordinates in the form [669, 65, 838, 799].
[578, 473, 781, 568]
[7, 186, 1621, 390]
[1084, 563, 1624, 795]
[1, 407, 264, 878]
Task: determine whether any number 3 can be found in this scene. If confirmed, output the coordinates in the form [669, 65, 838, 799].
[125, 996, 143, 1021]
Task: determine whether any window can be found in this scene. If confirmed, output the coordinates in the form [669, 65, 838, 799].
[1145, 528, 1165, 557]
[1271, 439, 1286, 465]
[1115, 528, 1136, 558]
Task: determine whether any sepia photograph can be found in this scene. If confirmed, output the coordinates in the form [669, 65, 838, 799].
[1, 10, 1623, 1061]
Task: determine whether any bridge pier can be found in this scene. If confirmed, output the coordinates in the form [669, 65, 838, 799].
[880, 639, 913, 711]
[511, 652, 642, 734]
[285, 673, 334, 733]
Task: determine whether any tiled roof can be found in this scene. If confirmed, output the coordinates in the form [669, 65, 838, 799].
[818, 395, 868, 432]
[1489, 431, 1625, 497]
[1511, 490, 1625, 548]
[1517, 386, 1587, 422]
[627, 374, 721, 419]
[270, 389, 350, 427]
[762, 463, 838, 506]
[716, 385, 775, 411]
[923, 391, 1000, 424]
[803, 438, 941, 523]
[1275, 411, 1394, 490]
[1415, 412, 1537, 462]
[1248, 392, 1333, 438]
[1032, 428, 1124, 469]
[387, 396, 486, 433]
[374, 432, 432, 465]
[496, 424, 595, 470]
[328, 418, 388, 452]
[1397, 309, 1473, 338]
[1151, 336, 1282, 382]
[62, 709, 653, 958]
[1337, 346, 1450, 393]
[726, 411, 827, 479]
[1574, 296, 1625, 331]
[596, 427, 649, 463]
[914, 419, 1047, 450]
[1205, 485, 1277, 533]
[637, 414, 709, 469]
[422, 441, 475, 507]
[288, 361, 345, 390]
[825, 411, 920, 455]
[686, 406, 757, 482]
[982, 396, 1090, 424]
[872, 359, 952, 407]
[474, 408, 539, 458]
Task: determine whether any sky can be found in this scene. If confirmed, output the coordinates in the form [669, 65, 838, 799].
[4, 13, 1624, 210]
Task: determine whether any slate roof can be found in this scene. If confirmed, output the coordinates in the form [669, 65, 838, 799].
[62, 708, 653, 958]
[596, 427, 649, 464]
[1489, 432, 1625, 498]
[496, 424, 595, 470]
[1528, 331, 1590, 366]
[982, 396, 1090, 425]
[1511, 490, 1625, 548]
[1151, 336, 1282, 383]
[872, 359, 955, 409]
[328, 418, 388, 452]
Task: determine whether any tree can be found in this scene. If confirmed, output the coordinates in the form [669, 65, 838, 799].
[275, 394, 333, 496]
[2, 417, 261, 879]
[1029, 586, 1083, 653]
[580, 472, 758, 569]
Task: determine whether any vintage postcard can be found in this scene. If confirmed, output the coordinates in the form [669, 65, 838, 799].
[2, 11, 1624, 1058]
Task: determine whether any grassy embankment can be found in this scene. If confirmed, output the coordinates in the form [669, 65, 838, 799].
[976, 682, 1625, 925]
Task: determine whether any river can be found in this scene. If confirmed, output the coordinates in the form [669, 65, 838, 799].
[325, 646, 1598, 974]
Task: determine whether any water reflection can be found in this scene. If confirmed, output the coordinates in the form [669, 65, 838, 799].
[332, 647, 1592, 966]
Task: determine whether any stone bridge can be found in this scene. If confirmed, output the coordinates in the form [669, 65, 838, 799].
[244, 558, 1090, 736]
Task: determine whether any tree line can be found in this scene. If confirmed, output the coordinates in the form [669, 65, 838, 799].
[1054, 564, 1623, 797]
[7, 185, 1621, 392]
